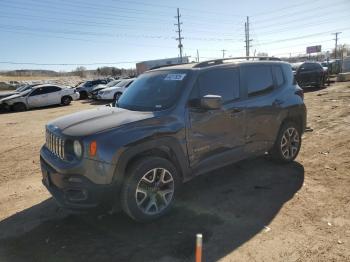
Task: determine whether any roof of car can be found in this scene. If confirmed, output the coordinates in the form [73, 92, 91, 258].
[33, 84, 66, 89]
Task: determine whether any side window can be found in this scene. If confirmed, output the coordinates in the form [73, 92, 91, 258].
[29, 88, 43, 96]
[198, 68, 240, 102]
[43, 86, 61, 93]
[242, 65, 274, 97]
[273, 66, 285, 87]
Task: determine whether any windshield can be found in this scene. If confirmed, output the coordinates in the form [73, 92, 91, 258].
[115, 79, 133, 87]
[117, 70, 189, 111]
[106, 80, 120, 87]
[16, 84, 33, 92]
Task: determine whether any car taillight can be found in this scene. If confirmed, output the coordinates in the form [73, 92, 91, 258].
[295, 89, 304, 100]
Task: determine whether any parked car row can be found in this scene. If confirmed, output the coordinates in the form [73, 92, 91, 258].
[77, 77, 135, 102]
[0, 84, 79, 112]
[291, 61, 327, 89]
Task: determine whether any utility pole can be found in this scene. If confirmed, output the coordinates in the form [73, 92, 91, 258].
[221, 49, 226, 58]
[332, 32, 341, 59]
[196, 49, 199, 62]
[244, 16, 252, 60]
[175, 8, 184, 63]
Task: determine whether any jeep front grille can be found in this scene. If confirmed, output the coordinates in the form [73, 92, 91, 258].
[46, 130, 65, 160]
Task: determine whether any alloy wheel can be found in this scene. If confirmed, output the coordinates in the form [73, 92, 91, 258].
[280, 127, 300, 160]
[135, 168, 174, 215]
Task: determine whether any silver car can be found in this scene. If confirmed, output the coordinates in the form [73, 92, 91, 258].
[0, 84, 80, 111]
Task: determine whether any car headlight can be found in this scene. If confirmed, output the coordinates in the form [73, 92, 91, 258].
[73, 140, 83, 158]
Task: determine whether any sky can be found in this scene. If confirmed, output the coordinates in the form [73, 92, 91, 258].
[0, 0, 349, 71]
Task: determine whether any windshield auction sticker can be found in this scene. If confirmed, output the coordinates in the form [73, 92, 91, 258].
[164, 74, 186, 81]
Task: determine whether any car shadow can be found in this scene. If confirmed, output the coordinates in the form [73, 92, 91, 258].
[79, 99, 111, 106]
[301, 84, 329, 93]
[0, 104, 75, 114]
[0, 157, 304, 262]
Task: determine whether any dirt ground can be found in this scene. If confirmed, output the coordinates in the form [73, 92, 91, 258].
[0, 82, 349, 262]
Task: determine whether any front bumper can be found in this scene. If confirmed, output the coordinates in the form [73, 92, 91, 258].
[97, 93, 113, 100]
[71, 92, 80, 101]
[40, 154, 116, 211]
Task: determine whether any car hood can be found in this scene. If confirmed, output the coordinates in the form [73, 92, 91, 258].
[0, 91, 18, 99]
[0, 92, 25, 102]
[48, 106, 155, 136]
[93, 84, 106, 90]
[102, 86, 123, 92]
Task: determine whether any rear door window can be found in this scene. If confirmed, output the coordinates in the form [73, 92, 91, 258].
[241, 65, 274, 97]
[45, 86, 61, 93]
[273, 66, 285, 87]
[198, 68, 240, 102]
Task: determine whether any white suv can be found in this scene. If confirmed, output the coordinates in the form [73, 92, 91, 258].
[0, 84, 80, 112]
[97, 78, 134, 101]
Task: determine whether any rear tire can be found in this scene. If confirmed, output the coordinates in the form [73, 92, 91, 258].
[12, 103, 26, 112]
[61, 96, 72, 106]
[121, 157, 180, 222]
[270, 122, 301, 163]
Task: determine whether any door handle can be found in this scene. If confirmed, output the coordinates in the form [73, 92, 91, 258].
[230, 108, 242, 117]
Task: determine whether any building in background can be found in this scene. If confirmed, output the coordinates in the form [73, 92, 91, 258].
[136, 57, 189, 75]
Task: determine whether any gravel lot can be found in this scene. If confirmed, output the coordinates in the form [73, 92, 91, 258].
[0, 82, 349, 262]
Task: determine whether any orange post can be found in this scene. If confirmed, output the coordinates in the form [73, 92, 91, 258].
[196, 233, 202, 262]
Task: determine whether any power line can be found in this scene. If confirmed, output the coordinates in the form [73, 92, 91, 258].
[253, 14, 350, 36]
[0, 23, 239, 42]
[0, 1, 172, 24]
[111, 0, 243, 17]
[0, 61, 138, 66]
[257, 27, 350, 46]
[252, 0, 348, 25]
[252, 0, 325, 17]
[1, 0, 241, 28]
[253, 8, 349, 32]
[0, 10, 239, 37]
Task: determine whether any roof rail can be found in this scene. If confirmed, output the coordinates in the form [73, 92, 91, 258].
[149, 63, 190, 70]
[194, 56, 281, 68]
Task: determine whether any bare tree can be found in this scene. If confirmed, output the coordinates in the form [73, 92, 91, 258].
[75, 66, 87, 78]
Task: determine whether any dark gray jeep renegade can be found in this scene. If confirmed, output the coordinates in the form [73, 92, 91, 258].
[40, 58, 306, 221]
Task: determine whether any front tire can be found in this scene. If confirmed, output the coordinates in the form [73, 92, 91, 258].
[270, 122, 301, 163]
[12, 103, 26, 112]
[61, 96, 72, 106]
[121, 157, 179, 222]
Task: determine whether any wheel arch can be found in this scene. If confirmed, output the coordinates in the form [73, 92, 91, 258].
[281, 113, 305, 134]
[12, 102, 27, 111]
[112, 137, 189, 191]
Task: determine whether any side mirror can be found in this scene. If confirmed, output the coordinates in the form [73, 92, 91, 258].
[200, 95, 222, 110]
